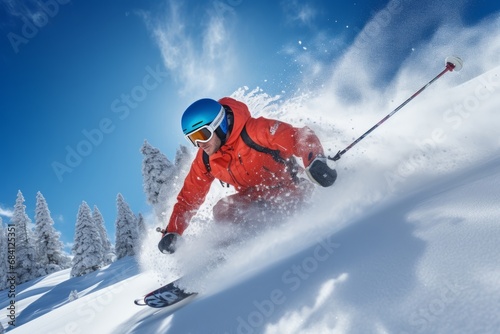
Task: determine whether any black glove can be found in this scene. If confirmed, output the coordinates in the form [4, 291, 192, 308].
[158, 232, 180, 254]
[306, 156, 337, 187]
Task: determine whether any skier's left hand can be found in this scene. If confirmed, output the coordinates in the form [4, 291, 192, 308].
[158, 232, 180, 254]
[306, 155, 337, 187]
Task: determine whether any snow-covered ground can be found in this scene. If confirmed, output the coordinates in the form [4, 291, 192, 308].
[2, 60, 499, 333]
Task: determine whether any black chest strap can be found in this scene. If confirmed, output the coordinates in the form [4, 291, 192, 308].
[202, 125, 299, 184]
[202, 149, 211, 173]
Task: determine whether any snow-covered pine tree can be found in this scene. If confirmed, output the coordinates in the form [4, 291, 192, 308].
[174, 144, 193, 179]
[71, 201, 103, 277]
[115, 194, 139, 259]
[92, 205, 114, 265]
[0, 217, 7, 290]
[34, 192, 70, 275]
[12, 191, 37, 284]
[140, 140, 176, 222]
[137, 213, 146, 237]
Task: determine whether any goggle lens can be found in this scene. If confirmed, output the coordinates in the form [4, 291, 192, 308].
[186, 126, 214, 146]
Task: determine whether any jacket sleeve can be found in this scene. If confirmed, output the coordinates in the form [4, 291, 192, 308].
[248, 117, 325, 168]
[166, 150, 214, 235]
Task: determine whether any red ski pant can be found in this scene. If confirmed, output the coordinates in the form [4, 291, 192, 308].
[212, 181, 313, 224]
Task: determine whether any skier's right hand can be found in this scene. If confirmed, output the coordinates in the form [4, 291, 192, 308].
[158, 232, 180, 254]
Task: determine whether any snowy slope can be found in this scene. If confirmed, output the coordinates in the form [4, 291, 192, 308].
[3, 154, 500, 334]
[3, 62, 500, 333]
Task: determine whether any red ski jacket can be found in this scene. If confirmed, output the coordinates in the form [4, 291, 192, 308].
[166, 97, 325, 235]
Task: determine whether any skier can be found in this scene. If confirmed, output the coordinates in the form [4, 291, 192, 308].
[158, 97, 337, 253]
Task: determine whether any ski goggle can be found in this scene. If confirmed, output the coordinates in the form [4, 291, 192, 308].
[185, 107, 225, 147]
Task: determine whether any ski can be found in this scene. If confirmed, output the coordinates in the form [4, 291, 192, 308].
[134, 279, 197, 309]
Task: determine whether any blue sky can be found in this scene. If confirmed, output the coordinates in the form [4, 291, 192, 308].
[1, 0, 499, 250]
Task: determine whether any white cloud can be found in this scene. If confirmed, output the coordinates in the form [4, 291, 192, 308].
[281, 0, 317, 26]
[0, 205, 13, 218]
[139, 0, 238, 96]
[2, 0, 49, 25]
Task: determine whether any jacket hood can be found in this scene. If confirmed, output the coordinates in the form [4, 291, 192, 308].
[218, 97, 251, 147]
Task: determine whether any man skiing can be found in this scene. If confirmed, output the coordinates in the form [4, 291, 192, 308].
[158, 97, 337, 254]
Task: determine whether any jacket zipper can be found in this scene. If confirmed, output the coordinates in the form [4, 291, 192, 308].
[221, 148, 242, 187]
[238, 153, 250, 176]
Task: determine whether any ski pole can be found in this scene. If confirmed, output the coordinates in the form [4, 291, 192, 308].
[329, 56, 463, 162]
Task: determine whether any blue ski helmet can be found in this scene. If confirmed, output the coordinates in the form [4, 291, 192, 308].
[181, 98, 228, 136]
